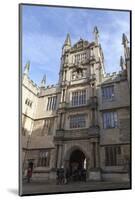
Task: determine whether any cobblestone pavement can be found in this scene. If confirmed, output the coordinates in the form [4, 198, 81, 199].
[21, 180, 131, 195]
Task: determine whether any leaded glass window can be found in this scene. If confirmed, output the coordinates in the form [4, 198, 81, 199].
[46, 96, 57, 110]
[71, 90, 86, 106]
[38, 150, 50, 167]
[103, 111, 118, 129]
[70, 114, 86, 128]
[105, 146, 121, 166]
[102, 85, 114, 100]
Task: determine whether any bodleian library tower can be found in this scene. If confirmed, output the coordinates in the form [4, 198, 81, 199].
[21, 26, 130, 182]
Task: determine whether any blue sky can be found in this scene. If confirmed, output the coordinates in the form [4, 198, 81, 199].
[22, 5, 130, 86]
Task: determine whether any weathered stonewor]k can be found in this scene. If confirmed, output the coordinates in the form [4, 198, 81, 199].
[21, 27, 130, 183]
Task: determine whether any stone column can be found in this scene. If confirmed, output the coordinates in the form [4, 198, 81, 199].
[62, 89, 65, 102]
[62, 71, 64, 81]
[55, 145, 59, 168]
[65, 70, 67, 81]
[95, 141, 100, 168]
[60, 90, 63, 102]
[95, 109, 98, 125]
[57, 113, 61, 129]
[89, 142, 93, 169]
[92, 142, 96, 168]
[91, 109, 95, 126]
[59, 113, 63, 129]
[49, 148, 58, 180]
[57, 144, 63, 168]
[61, 113, 63, 129]
[62, 112, 66, 129]
[57, 144, 60, 168]
[88, 141, 101, 181]
[91, 141, 100, 168]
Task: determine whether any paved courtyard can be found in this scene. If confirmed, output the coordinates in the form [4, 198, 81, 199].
[21, 180, 131, 195]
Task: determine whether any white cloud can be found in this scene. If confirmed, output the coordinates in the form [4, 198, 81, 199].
[22, 7, 130, 84]
[100, 15, 130, 73]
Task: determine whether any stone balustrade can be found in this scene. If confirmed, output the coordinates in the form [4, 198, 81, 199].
[54, 126, 99, 141]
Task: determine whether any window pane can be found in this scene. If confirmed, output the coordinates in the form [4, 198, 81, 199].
[103, 111, 117, 129]
[102, 86, 114, 100]
[47, 96, 57, 111]
[70, 114, 86, 128]
[38, 150, 50, 167]
[71, 90, 86, 106]
[105, 146, 118, 166]
[114, 112, 118, 127]
[47, 97, 50, 110]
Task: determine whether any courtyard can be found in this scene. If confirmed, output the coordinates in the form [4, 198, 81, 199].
[22, 180, 131, 195]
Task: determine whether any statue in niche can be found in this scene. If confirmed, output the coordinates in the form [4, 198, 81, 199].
[72, 72, 76, 80]
[72, 62, 86, 79]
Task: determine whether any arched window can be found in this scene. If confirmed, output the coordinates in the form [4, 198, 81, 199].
[72, 72, 76, 80]
[38, 150, 50, 167]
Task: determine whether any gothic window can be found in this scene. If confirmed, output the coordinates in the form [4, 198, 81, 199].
[82, 69, 86, 77]
[50, 97, 53, 109]
[90, 48, 94, 57]
[70, 114, 86, 128]
[65, 54, 68, 64]
[25, 98, 33, 108]
[46, 96, 57, 111]
[78, 71, 83, 78]
[48, 118, 54, 135]
[105, 146, 121, 166]
[103, 111, 118, 129]
[52, 96, 57, 110]
[42, 118, 54, 135]
[37, 150, 50, 167]
[72, 72, 76, 80]
[74, 53, 86, 64]
[62, 89, 65, 102]
[102, 85, 114, 100]
[81, 53, 86, 61]
[47, 97, 50, 110]
[71, 90, 86, 106]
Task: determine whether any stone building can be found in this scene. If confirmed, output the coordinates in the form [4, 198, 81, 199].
[21, 27, 130, 182]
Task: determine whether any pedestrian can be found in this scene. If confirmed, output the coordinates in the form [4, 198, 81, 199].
[59, 167, 65, 184]
[27, 167, 32, 183]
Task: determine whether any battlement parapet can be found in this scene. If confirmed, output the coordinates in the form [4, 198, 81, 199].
[23, 74, 39, 95]
[102, 69, 127, 84]
[104, 71, 122, 79]
[39, 84, 60, 97]
[27, 78, 39, 90]
[45, 84, 59, 89]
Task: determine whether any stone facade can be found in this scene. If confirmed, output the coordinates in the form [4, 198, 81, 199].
[21, 27, 130, 182]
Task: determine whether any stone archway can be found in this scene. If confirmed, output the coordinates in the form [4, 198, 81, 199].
[63, 145, 89, 181]
[64, 145, 89, 162]
[69, 149, 86, 172]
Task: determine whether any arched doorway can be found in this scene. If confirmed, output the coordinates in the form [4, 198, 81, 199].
[69, 149, 87, 181]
